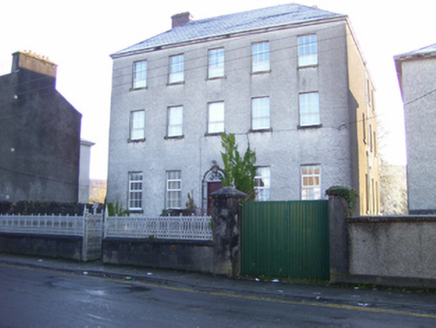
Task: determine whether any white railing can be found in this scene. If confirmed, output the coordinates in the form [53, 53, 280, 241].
[105, 215, 213, 241]
[0, 213, 84, 236]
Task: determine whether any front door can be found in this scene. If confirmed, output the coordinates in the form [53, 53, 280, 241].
[207, 181, 222, 215]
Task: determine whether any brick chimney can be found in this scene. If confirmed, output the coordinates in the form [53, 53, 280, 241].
[171, 12, 192, 28]
[11, 51, 57, 78]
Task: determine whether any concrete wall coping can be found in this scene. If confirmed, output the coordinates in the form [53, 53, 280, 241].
[348, 215, 436, 223]
[103, 237, 214, 246]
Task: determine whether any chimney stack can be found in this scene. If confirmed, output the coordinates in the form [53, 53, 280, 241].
[171, 12, 192, 28]
[11, 51, 57, 78]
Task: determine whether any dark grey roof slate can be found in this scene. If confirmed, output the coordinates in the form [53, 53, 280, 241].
[112, 3, 343, 57]
[395, 43, 436, 59]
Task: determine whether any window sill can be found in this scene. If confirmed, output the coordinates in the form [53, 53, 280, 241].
[298, 124, 322, 129]
[129, 209, 144, 214]
[207, 75, 226, 81]
[130, 86, 147, 91]
[298, 64, 318, 69]
[251, 70, 271, 75]
[128, 138, 146, 143]
[204, 132, 224, 137]
[164, 135, 184, 140]
[249, 128, 272, 133]
[167, 81, 185, 86]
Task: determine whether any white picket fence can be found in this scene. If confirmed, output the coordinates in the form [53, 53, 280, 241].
[0, 213, 84, 235]
[104, 215, 213, 241]
[0, 212, 213, 242]
[0, 211, 103, 261]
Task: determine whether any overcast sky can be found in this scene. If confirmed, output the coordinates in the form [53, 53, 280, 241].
[1, 0, 433, 179]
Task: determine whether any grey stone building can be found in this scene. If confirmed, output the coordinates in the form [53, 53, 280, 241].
[0, 51, 82, 203]
[395, 43, 436, 214]
[107, 3, 380, 216]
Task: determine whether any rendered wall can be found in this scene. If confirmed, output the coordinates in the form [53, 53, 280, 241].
[107, 20, 354, 216]
[328, 194, 436, 288]
[401, 58, 436, 213]
[348, 216, 436, 284]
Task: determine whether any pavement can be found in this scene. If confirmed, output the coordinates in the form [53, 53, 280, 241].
[1, 252, 436, 315]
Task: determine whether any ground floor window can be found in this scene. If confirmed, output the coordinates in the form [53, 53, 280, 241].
[129, 172, 143, 210]
[255, 166, 270, 201]
[301, 165, 321, 200]
[166, 170, 182, 209]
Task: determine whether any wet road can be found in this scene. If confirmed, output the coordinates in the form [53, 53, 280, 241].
[0, 264, 435, 327]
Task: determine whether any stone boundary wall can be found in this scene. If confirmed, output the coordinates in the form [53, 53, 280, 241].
[0, 233, 83, 261]
[102, 238, 214, 273]
[346, 216, 436, 288]
[102, 187, 246, 276]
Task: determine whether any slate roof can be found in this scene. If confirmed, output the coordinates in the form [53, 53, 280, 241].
[112, 3, 344, 58]
[395, 43, 436, 59]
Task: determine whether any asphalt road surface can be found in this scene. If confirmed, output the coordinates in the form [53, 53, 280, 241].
[0, 264, 435, 327]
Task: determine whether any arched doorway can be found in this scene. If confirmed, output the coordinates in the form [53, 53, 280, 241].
[202, 164, 225, 215]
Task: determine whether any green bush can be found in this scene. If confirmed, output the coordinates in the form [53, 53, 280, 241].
[106, 201, 129, 217]
[220, 133, 256, 200]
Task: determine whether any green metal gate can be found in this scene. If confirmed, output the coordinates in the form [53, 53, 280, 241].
[241, 201, 329, 280]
